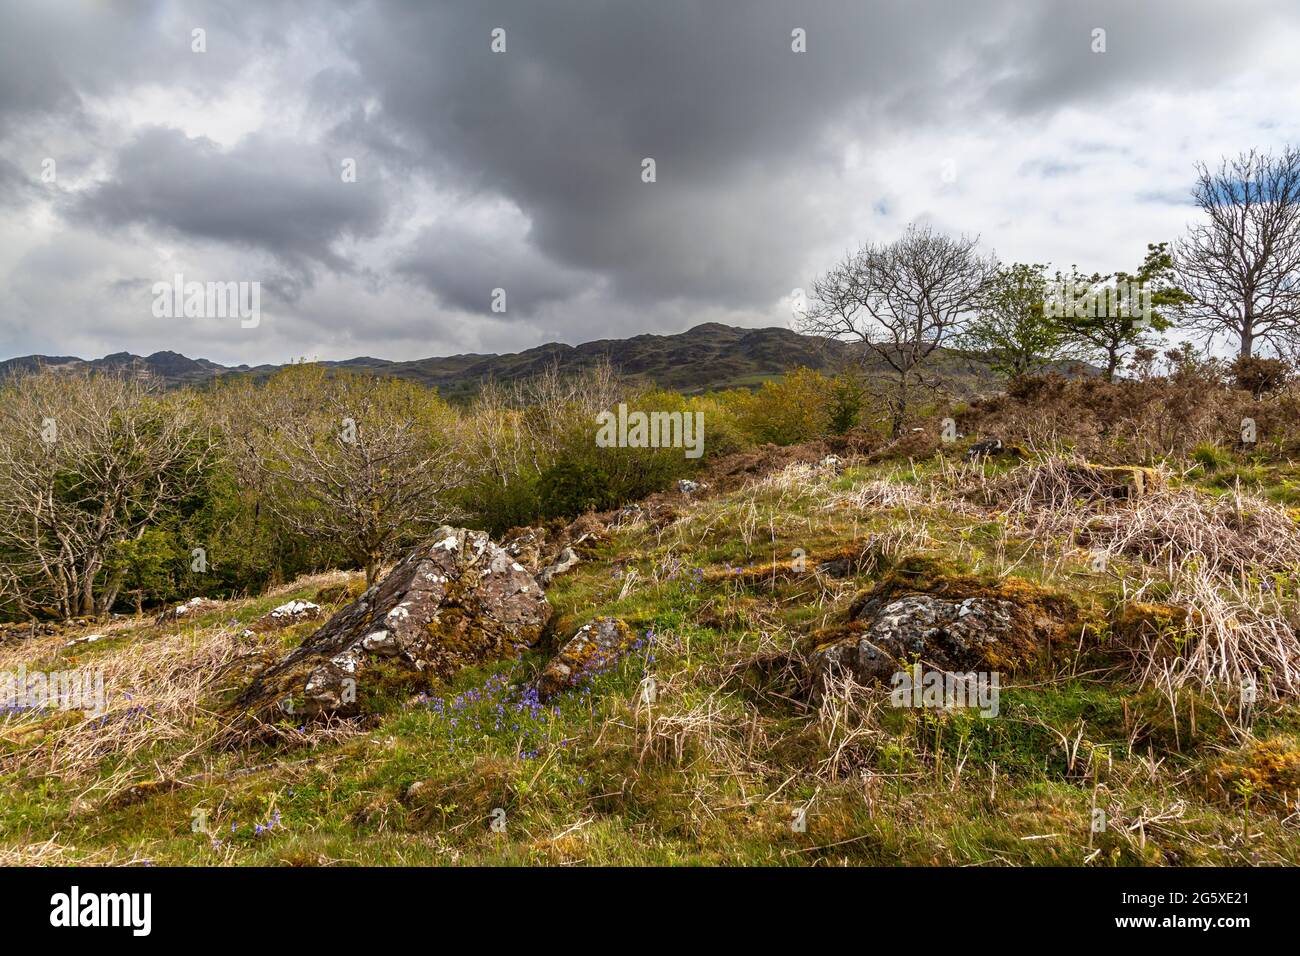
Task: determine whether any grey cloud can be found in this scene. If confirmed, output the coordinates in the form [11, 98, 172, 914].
[0, 155, 40, 207]
[0, 0, 311, 132]
[2, 0, 1299, 363]
[397, 217, 593, 317]
[343, 1, 1001, 304]
[341, 0, 1294, 308]
[73, 127, 389, 278]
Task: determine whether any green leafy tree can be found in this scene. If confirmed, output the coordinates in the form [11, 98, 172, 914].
[960, 262, 1063, 379]
[1054, 242, 1188, 381]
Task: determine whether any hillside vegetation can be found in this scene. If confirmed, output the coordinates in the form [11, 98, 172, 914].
[0, 322, 1077, 401]
[1, 355, 1298, 865]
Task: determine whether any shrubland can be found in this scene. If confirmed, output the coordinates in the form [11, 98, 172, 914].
[0, 350, 1298, 865]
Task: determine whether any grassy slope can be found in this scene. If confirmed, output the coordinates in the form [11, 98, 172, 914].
[1, 456, 1297, 866]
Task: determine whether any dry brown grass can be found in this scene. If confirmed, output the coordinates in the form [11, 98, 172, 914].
[983, 457, 1300, 577]
[1, 625, 252, 784]
[966, 456, 1300, 698]
[0, 571, 364, 802]
[959, 374, 1300, 462]
[0, 836, 152, 865]
[1129, 567, 1300, 699]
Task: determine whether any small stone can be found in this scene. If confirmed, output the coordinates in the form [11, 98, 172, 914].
[965, 438, 1003, 461]
[538, 547, 580, 587]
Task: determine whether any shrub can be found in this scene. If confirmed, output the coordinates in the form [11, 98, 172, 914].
[1190, 443, 1231, 473]
[1230, 355, 1290, 399]
[732, 368, 836, 445]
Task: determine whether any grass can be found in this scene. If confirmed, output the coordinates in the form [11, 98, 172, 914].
[1, 453, 1298, 865]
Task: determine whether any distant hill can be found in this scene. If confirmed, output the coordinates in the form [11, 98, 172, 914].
[0, 323, 1095, 401]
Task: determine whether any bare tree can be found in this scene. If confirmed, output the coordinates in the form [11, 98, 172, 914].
[468, 360, 621, 487]
[1174, 146, 1300, 358]
[0, 369, 217, 619]
[223, 365, 463, 586]
[797, 223, 994, 436]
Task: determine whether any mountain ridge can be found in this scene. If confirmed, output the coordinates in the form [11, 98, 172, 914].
[0, 323, 1085, 401]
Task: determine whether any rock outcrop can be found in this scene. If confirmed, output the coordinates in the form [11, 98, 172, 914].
[537, 547, 581, 587]
[500, 527, 549, 575]
[812, 594, 1021, 689]
[244, 600, 321, 634]
[236, 527, 551, 719]
[156, 596, 218, 624]
[808, 558, 1085, 696]
[535, 617, 638, 701]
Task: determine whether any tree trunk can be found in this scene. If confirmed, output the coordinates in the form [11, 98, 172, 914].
[890, 373, 907, 438]
[99, 574, 123, 618]
[78, 571, 96, 618]
[1105, 347, 1119, 382]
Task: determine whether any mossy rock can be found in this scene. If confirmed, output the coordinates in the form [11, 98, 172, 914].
[534, 617, 639, 700]
[233, 528, 551, 722]
[807, 554, 1095, 694]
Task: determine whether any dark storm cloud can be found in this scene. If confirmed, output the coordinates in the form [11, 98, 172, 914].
[345, 0, 995, 305]
[2, 0, 1298, 363]
[0, 0, 309, 132]
[74, 126, 388, 277]
[396, 218, 592, 317]
[985, 0, 1280, 115]
[340, 0, 1294, 307]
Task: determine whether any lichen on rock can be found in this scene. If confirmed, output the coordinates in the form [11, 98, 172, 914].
[235, 527, 551, 719]
[808, 555, 1088, 696]
[535, 617, 638, 701]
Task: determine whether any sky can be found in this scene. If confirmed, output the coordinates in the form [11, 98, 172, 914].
[1, 0, 1298, 366]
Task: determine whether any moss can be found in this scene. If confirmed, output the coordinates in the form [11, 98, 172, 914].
[1112, 602, 1191, 660]
[702, 539, 884, 588]
[357, 659, 437, 713]
[808, 620, 867, 654]
[1210, 737, 1300, 808]
[875, 553, 975, 591]
[805, 554, 1096, 675]
[313, 578, 366, 606]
